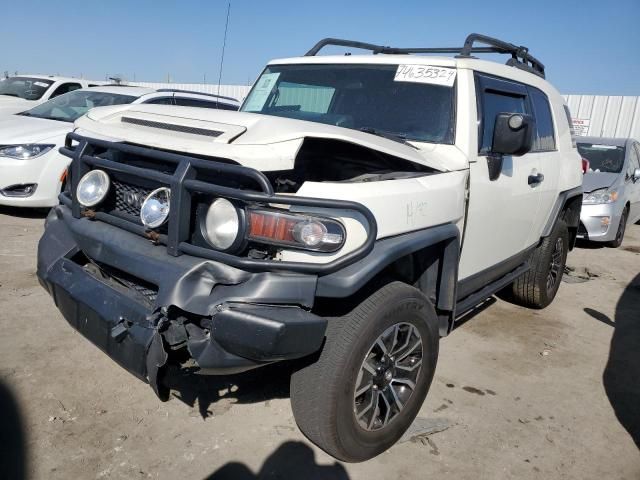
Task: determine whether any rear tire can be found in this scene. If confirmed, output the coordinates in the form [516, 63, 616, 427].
[507, 219, 568, 309]
[290, 282, 439, 462]
[606, 207, 628, 248]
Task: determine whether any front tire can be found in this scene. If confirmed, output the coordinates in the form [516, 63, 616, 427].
[290, 282, 439, 462]
[607, 207, 628, 248]
[507, 219, 568, 309]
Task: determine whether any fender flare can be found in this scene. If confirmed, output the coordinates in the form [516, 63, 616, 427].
[541, 186, 583, 237]
[316, 224, 460, 313]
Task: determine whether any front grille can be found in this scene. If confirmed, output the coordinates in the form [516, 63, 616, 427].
[113, 274, 158, 304]
[82, 260, 159, 306]
[112, 180, 151, 218]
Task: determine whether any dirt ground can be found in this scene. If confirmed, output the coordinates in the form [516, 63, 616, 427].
[0, 207, 638, 480]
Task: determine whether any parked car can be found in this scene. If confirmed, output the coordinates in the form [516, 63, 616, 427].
[0, 87, 239, 207]
[36, 34, 582, 461]
[0, 75, 99, 116]
[577, 137, 640, 247]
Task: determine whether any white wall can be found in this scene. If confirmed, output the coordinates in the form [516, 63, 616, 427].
[564, 95, 640, 139]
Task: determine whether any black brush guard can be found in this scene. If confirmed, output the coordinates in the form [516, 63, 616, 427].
[60, 132, 378, 275]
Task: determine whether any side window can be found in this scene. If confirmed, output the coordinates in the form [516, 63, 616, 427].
[143, 97, 175, 105]
[49, 82, 81, 99]
[529, 88, 556, 151]
[270, 82, 335, 114]
[174, 97, 237, 110]
[216, 102, 239, 111]
[479, 90, 527, 153]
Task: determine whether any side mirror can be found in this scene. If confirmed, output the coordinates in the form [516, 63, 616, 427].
[491, 113, 534, 156]
[634, 168, 640, 182]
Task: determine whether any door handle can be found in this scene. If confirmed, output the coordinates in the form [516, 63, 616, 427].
[528, 173, 545, 185]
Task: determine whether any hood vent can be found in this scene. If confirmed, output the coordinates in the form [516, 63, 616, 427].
[121, 116, 223, 138]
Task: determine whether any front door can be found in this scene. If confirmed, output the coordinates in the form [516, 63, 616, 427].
[458, 74, 542, 286]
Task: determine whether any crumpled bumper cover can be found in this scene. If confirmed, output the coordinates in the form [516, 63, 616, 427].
[37, 205, 326, 399]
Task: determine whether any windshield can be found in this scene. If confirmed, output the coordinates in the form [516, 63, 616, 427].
[0, 76, 54, 100]
[21, 90, 137, 123]
[577, 143, 626, 174]
[241, 64, 456, 144]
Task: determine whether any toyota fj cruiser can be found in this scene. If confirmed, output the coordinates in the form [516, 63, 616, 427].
[37, 34, 582, 462]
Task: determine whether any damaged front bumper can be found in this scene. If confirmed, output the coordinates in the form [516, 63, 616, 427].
[37, 205, 327, 399]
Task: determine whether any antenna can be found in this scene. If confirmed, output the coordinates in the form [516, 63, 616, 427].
[216, 2, 231, 102]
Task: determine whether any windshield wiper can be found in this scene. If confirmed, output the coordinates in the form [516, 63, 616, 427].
[0, 93, 20, 98]
[359, 127, 418, 149]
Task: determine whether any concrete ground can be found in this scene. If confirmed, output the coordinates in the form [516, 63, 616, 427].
[0, 207, 638, 480]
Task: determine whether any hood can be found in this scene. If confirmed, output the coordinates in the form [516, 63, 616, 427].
[0, 114, 72, 144]
[75, 104, 466, 172]
[582, 172, 620, 193]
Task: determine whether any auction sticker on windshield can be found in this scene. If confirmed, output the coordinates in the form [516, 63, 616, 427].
[243, 73, 281, 112]
[394, 65, 456, 87]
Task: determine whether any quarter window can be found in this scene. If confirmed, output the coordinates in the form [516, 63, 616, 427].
[529, 88, 556, 151]
[480, 90, 526, 152]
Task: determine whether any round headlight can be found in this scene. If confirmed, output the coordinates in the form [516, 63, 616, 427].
[140, 187, 171, 228]
[203, 198, 240, 250]
[76, 170, 110, 207]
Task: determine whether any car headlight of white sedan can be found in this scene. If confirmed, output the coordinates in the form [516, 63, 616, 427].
[583, 188, 619, 205]
[0, 144, 55, 160]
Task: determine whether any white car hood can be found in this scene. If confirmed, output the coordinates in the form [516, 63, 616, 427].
[0, 97, 35, 116]
[75, 104, 467, 172]
[0, 114, 72, 144]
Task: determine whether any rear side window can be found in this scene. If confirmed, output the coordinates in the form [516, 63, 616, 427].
[480, 91, 526, 152]
[174, 97, 238, 110]
[529, 88, 555, 151]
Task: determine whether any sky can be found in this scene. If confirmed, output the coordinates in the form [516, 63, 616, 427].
[2, 0, 639, 95]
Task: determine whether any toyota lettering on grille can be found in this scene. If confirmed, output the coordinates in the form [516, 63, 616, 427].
[123, 191, 145, 210]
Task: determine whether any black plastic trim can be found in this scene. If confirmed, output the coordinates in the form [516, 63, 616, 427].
[542, 186, 583, 237]
[457, 244, 535, 301]
[316, 224, 460, 302]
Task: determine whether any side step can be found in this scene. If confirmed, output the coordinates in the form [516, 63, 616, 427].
[454, 262, 530, 319]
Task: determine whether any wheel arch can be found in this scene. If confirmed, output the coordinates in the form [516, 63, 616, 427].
[315, 224, 460, 336]
[542, 186, 582, 250]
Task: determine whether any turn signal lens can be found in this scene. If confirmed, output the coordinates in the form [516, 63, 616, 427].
[247, 209, 345, 252]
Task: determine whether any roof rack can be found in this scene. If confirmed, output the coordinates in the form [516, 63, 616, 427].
[155, 88, 239, 103]
[305, 33, 545, 78]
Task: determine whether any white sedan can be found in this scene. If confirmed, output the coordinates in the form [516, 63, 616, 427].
[0, 86, 239, 207]
[0, 75, 98, 116]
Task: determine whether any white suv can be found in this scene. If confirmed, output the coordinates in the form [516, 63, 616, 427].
[0, 86, 239, 207]
[37, 34, 582, 462]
